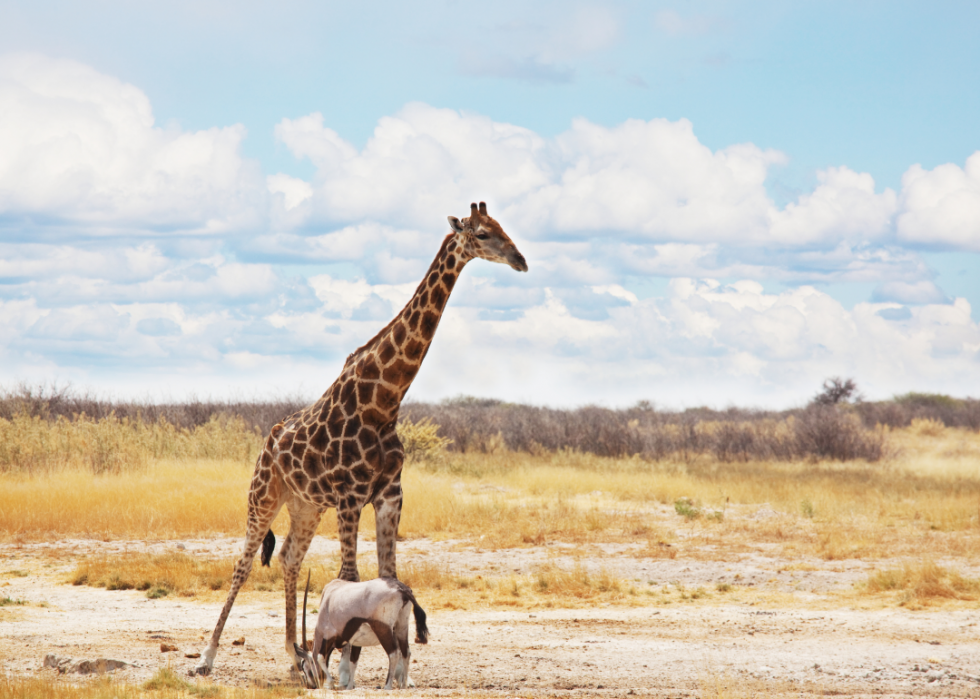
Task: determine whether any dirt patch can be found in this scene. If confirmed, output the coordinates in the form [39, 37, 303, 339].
[2, 538, 979, 697]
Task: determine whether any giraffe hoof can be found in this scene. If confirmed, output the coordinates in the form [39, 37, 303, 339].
[191, 660, 212, 676]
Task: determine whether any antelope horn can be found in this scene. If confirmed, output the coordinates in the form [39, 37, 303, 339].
[302, 570, 310, 652]
[479, 201, 487, 216]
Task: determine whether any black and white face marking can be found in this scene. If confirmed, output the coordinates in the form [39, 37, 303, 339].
[295, 571, 322, 689]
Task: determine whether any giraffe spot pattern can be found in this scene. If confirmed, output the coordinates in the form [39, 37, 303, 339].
[392, 321, 407, 346]
[379, 340, 396, 364]
[310, 424, 328, 452]
[358, 382, 375, 405]
[404, 338, 423, 361]
[420, 311, 439, 340]
[382, 359, 418, 386]
[360, 358, 380, 380]
[430, 284, 446, 309]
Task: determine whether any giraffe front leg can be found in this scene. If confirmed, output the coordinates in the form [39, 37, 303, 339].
[373, 479, 402, 579]
[278, 501, 322, 672]
[336, 498, 363, 582]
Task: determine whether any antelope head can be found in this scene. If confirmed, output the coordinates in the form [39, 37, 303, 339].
[294, 570, 321, 689]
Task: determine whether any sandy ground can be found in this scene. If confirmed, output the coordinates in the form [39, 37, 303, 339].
[2, 534, 980, 698]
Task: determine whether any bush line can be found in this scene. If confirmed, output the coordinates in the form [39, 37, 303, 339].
[3, 383, 977, 468]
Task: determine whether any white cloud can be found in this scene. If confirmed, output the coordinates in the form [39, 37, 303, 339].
[769, 167, 897, 245]
[2, 56, 980, 406]
[0, 53, 265, 235]
[267, 173, 313, 211]
[276, 104, 550, 230]
[896, 152, 980, 250]
[272, 107, 978, 258]
[274, 106, 932, 252]
[525, 119, 785, 240]
[307, 275, 416, 320]
[407, 280, 980, 406]
[872, 280, 949, 305]
[592, 284, 639, 305]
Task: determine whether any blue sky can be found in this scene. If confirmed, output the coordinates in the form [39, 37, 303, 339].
[1, 1, 978, 407]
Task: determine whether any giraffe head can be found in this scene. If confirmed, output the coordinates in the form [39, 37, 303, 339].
[447, 202, 528, 272]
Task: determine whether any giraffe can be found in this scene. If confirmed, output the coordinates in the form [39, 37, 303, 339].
[193, 202, 527, 678]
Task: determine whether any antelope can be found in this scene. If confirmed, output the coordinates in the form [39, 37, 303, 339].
[294, 573, 429, 690]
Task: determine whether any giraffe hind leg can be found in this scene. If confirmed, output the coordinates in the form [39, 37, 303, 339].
[192, 503, 281, 676]
[373, 482, 402, 578]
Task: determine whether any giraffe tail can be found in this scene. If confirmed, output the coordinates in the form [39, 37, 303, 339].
[260, 529, 275, 567]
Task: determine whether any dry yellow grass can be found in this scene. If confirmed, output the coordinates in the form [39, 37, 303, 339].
[698, 671, 816, 699]
[0, 412, 263, 474]
[862, 560, 980, 607]
[66, 551, 660, 610]
[70, 552, 290, 598]
[1, 422, 977, 567]
[0, 670, 306, 699]
[0, 460, 256, 539]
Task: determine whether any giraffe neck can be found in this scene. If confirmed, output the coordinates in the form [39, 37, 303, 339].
[341, 233, 470, 426]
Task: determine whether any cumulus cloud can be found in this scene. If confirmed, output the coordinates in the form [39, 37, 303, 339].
[0, 53, 265, 236]
[3, 54, 980, 405]
[274, 105, 937, 252]
[409, 281, 980, 406]
[872, 280, 949, 305]
[272, 106, 980, 258]
[896, 152, 980, 250]
[769, 167, 897, 245]
[274, 105, 550, 231]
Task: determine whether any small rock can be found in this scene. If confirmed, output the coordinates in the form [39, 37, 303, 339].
[160, 643, 178, 652]
[43, 655, 75, 673]
[69, 659, 129, 675]
[184, 652, 201, 659]
[176, 543, 186, 550]
[232, 637, 245, 646]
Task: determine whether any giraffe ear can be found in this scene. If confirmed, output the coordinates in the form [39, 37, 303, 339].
[447, 216, 464, 233]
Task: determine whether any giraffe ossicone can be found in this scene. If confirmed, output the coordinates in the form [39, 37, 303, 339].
[193, 202, 527, 679]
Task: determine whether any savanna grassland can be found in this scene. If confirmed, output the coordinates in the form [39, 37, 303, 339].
[1, 386, 979, 698]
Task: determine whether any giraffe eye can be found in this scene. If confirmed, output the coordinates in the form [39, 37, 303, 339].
[475, 233, 490, 240]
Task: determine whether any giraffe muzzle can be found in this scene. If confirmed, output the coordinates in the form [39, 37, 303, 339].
[508, 251, 528, 272]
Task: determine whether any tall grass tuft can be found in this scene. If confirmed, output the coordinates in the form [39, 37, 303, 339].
[864, 561, 980, 607]
[0, 412, 263, 474]
[68, 552, 336, 598]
